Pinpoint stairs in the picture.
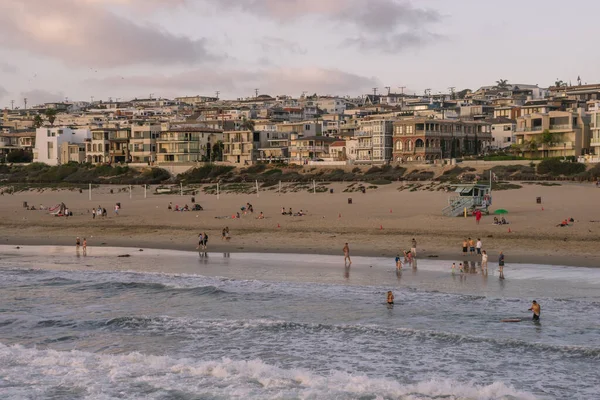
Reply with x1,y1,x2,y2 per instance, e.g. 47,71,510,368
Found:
442,197,476,217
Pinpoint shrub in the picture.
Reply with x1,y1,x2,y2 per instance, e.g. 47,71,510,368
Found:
537,158,585,176
6,149,33,163
179,164,235,183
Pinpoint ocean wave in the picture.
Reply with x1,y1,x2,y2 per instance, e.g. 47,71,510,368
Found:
0,342,539,399
95,316,600,360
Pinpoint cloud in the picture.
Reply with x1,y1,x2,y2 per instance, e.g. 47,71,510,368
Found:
0,0,216,67
345,31,445,53
20,90,66,106
210,0,442,32
87,67,379,97
0,63,18,74
258,37,307,55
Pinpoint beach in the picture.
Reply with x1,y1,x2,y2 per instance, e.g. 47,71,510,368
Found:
1,181,599,267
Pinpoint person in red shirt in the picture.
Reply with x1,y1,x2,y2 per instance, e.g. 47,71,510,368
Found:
475,209,482,225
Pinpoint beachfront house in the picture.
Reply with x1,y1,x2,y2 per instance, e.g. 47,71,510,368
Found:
34,127,90,165
289,134,336,163
392,119,492,162
357,118,394,163
157,127,223,163
130,121,162,164
515,110,591,158
485,117,516,150
222,130,258,165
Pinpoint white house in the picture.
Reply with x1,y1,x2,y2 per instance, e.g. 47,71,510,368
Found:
34,127,90,165
485,117,516,150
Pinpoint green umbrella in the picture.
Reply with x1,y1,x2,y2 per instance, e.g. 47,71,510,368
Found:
494,209,508,214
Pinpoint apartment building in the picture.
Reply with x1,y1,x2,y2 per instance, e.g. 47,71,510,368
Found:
0,132,35,157
60,142,86,164
256,130,289,163
392,119,492,162
34,127,90,165
515,110,590,158
130,122,161,164
276,121,322,136
356,118,393,163
590,103,600,155
157,127,222,163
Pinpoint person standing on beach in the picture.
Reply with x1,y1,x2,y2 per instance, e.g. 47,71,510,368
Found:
481,250,488,271
202,232,208,250
468,238,475,255
76,237,81,251
197,233,204,250
476,238,482,255
462,239,468,255
498,252,505,279
528,300,541,321
82,238,87,255
411,238,417,258
475,209,482,225
343,243,351,266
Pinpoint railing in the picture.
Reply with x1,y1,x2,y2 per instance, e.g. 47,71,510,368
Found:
292,146,326,152
442,197,476,217
231,149,242,156
516,127,543,132
357,144,372,149
356,132,373,137
549,124,573,130
591,138,600,145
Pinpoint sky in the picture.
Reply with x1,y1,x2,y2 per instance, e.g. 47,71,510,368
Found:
0,0,599,107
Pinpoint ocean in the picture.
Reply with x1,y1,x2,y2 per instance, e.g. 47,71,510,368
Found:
0,246,599,399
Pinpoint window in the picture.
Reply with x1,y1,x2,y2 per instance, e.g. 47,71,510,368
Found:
305,124,311,130
504,125,512,131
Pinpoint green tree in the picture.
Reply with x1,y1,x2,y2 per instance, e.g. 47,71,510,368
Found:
211,140,224,162
44,108,58,125
240,118,255,132
541,129,555,146
554,79,565,88
33,114,44,128
494,79,509,89
6,149,33,163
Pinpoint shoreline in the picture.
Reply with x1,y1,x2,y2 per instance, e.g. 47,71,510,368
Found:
2,234,599,268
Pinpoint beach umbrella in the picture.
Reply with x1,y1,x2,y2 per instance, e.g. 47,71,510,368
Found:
494,209,508,215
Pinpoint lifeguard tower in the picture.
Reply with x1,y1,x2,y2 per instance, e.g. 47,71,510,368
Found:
442,183,492,217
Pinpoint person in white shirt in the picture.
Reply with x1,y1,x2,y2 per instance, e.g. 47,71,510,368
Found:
481,250,488,271
476,238,482,255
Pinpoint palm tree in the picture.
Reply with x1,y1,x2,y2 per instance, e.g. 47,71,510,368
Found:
44,108,58,126
554,79,565,88
33,114,44,128
240,118,255,132
494,79,509,89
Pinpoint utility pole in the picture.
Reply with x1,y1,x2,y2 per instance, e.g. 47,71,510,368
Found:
215,91,220,100
372,87,378,97
448,87,456,100
24,98,27,110
385,86,391,96
398,86,406,109
10,100,14,110
254,88,259,98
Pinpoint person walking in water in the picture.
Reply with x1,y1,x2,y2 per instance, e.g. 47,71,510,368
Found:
82,238,87,256
529,300,541,321
481,250,488,272
498,251,505,279
343,243,351,266
76,237,81,251
411,238,417,258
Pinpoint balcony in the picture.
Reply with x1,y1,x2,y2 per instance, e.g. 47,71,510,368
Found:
516,127,543,132
357,143,373,150
293,146,327,152
591,138,600,146
356,131,373,137
549,124,573,131
231,149,242,156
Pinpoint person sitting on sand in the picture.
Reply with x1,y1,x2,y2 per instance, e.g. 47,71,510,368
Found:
500,217,508,225
288,208,292,216
557,219,569,227
281,207,286,215
493,217,499,225
168,202,172,210
258,212,264,219
387,291,394,305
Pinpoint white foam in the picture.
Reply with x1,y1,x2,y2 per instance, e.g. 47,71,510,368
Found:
0,342,539,399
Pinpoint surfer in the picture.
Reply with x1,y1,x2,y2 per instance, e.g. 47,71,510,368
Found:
386,291,394,305
528,300,541,321
343,243,351,266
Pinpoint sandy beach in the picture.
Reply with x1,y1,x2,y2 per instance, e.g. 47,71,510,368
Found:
1,181,599,267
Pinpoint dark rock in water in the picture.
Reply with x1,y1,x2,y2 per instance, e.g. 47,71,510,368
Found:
117,254,131,258
139,249,143,252
15,246,20,249
427,255,439,258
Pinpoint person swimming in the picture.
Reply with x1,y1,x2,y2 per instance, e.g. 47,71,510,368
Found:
386,291,394,305
529,300,541,321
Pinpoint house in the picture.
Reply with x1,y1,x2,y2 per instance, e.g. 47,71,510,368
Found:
222,130,257,165
276,121,322,136
392,119,492,162
515,110,591,158
590,108,600,156
157,127,223,163
87,127,130,164
256,131,289,163
0,131,35,157
60,142,86,164
34,127,90,165
289,134,336,163
356,118,394,163
485,117,517,150
130,121,162,164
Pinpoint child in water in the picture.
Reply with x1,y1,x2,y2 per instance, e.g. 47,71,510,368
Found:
386,291,394,305
451,263,456,275
395,254,402,270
